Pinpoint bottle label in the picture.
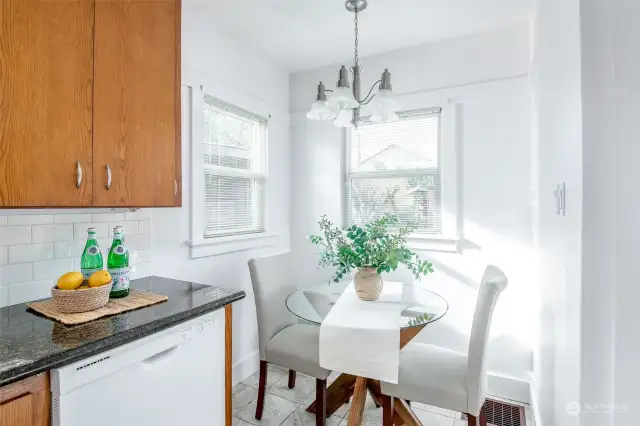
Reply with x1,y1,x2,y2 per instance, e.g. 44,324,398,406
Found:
85,245,100,256
81,268,101,280
113,244,128,255
109,267,130,292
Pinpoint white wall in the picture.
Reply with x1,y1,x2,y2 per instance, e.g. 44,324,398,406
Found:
290,25,535,401
579,1,639,425
150,0,291,383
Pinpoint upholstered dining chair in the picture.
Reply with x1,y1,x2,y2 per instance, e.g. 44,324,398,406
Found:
248,251,331,426
379,265,508,426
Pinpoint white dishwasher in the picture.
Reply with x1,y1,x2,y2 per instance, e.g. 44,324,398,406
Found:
51,309,225,426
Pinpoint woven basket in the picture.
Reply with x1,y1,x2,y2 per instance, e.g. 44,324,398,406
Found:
51,283,113,314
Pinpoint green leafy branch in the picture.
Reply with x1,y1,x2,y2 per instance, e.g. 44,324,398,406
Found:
309,214,435,282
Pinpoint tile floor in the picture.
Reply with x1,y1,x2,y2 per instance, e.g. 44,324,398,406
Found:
232,364,470,426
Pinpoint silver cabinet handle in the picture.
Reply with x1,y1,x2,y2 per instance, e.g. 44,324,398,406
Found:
106,164,112,190
76,161,82,188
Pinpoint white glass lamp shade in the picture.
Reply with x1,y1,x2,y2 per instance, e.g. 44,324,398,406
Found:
333,108,354,128
372,88,399,110
306,100,336,120
328,86,359,109
370,108,399,123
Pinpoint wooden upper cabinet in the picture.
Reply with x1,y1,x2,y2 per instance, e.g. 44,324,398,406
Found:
0,373,50,426
0,0,94,207
93,0,181,207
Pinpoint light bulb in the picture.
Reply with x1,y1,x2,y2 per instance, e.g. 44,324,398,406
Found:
306,100,336,120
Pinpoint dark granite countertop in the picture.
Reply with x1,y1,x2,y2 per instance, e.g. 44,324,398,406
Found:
0,276,245,387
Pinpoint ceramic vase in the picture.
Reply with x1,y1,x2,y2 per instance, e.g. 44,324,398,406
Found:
354,267,383,301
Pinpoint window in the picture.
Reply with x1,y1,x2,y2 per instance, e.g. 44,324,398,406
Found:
344,108,442,235
202,94,267,238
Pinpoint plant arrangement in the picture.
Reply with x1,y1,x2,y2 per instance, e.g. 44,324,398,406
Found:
309,214,434,283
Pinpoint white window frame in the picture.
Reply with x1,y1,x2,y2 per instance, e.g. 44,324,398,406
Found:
342,97,460,252
188,81,277,258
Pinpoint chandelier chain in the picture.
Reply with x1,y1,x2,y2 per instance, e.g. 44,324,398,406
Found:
354,7,359,68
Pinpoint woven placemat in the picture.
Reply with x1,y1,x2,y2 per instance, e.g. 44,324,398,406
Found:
27,290,168,325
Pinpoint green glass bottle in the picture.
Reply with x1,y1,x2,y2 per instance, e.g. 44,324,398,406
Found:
107,226,130,298
80,227,103,282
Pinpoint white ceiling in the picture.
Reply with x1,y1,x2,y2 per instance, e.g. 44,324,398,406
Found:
207,0,534,72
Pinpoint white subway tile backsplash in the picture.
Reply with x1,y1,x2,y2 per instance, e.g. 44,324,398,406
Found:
124,234,151,250
33,258,74,280
72,257,82,272
7,215,54,225
54,214,92,224
0,285,8,306
91,213,125,222
54,240,86,259
8,279,54,305
131,262,152,279
98,238,112,254
108,222,138,237
130,249,151,264
0,226,31,246
74,223,108,239
0,209,153,307
124,210,150,221
32,224,73,243
0,263,32,286
138,220,151,234
9,243,54,264
0,247,7,266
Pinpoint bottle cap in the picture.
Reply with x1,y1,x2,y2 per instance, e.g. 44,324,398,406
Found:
114,226,124,233
88,227,96,233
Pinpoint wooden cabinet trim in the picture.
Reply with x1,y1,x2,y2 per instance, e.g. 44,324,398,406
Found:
0,374,49,404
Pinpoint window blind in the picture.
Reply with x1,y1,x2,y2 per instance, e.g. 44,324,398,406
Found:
203,95,266,238
344,108,442,235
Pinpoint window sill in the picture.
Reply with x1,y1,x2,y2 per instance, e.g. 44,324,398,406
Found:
188,232,278,258
407,235,460,253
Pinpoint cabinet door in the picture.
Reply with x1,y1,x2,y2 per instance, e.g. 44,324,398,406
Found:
93,0,181,207
0,0,94,207
0,373,50,426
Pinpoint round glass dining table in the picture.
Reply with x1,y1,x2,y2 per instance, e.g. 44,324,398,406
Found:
285,280,449,329
285,280,449,425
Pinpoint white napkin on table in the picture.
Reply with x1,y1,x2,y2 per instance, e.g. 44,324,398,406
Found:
319,281,406,383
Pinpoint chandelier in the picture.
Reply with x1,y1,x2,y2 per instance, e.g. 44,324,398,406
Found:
306,0,400,127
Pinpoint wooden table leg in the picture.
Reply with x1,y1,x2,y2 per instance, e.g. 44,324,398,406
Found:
393,399,423,426
366,379,383,407
225,304,232,426
347,377,368,426
306,373,357,416
381,394,394,426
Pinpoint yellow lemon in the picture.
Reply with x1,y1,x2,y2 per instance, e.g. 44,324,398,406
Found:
88,270,112,288
57,272,84,290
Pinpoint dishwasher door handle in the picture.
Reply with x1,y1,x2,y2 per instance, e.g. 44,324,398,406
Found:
142,346,179,366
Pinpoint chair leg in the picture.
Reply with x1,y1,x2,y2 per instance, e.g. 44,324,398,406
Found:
316,378,327,426
467,413,477,426
479,402,488,426
381,395,394,426
255,361,268,420
288,370,296,389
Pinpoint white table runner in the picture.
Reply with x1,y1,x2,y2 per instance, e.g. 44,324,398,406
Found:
319,281,406,383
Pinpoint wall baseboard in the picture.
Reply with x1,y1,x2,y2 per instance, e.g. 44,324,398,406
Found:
488,373,531,404
232,350,260,386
